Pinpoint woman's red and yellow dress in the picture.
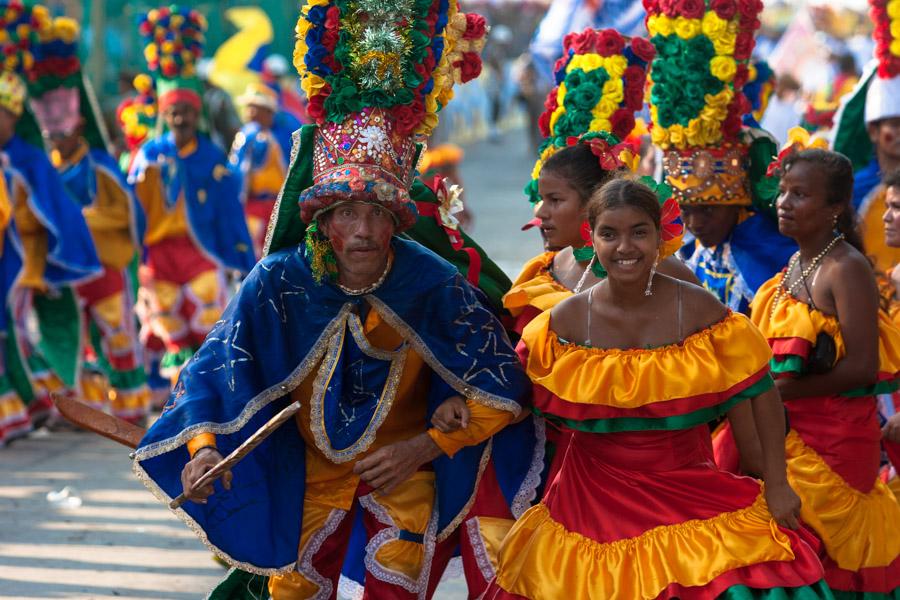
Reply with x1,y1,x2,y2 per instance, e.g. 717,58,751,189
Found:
751,276,900,597
486,310,829,599
503,252,572,336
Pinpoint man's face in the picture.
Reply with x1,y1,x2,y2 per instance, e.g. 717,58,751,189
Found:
46,120,84,159
246,104,275,129
163,101,200,142
680,204,741,248
320,202,396,281
869,117,900,162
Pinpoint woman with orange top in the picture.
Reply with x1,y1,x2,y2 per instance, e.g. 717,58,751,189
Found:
752,148,900,596
486,178,829,600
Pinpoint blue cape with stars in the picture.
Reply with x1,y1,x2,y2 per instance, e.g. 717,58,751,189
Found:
133,237,537,576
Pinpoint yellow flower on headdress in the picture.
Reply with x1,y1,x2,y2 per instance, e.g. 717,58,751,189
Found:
889,0,900,18
710,56,737,82
673,17,701,40
649,15,674,37
783,127,829,152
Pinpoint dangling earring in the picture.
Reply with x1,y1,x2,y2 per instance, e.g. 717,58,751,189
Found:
645,253,659,297
832,214,839,230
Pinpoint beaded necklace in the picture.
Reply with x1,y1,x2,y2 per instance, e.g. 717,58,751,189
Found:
336,254,394,296
770,234,844,319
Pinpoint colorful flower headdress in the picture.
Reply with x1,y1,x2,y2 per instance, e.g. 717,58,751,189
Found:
117,74,157,151
138,5,206,111
765,127,829,177
0,0,49,116
872,0,900,79
292,0,488,232
645,0,763,206
525,28,654,204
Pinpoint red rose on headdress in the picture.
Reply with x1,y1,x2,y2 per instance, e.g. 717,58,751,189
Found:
736,0,762,22
610,109,636,139
307,89,329,122
659,0,679,17
563,32,578,53
553,55,569,75
455,52,483,82
538,110,552,137
392,104,418,135
733,64,749,89
571,31,598,55
642,0,661,12
463,14,487,40
630,37,656,62
733,33,755,61
544,88,559,112
595,30,625,57
677,0,706,19
325,6,340,29
710,0,737,20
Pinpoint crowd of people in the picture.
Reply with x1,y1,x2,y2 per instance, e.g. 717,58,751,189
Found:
3,0,900,599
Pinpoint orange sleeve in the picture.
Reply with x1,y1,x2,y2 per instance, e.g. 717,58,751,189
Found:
427,401,514,458
186,432,217,458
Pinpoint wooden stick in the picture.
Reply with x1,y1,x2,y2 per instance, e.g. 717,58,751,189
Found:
169,400,302,509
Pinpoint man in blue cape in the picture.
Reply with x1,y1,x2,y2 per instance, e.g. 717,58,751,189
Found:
133,0,540,596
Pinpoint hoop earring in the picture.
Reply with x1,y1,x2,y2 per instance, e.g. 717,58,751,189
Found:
645,254,659,297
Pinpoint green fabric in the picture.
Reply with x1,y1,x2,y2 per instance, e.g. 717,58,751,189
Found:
844,379,899,398
403,179,513,312
14,105,44,149
34,287,81,388
831,588,900,599
4,320,35,405
265,124,316,257
205,568,269,600
747,130,780,219
832,66,875,173
538,375,774,433
160,347,195,372
770,356,804,376
721,581,834,599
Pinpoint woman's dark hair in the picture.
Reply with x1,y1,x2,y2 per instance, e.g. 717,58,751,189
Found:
587,177,661,230
782,148,864,253
541,144,618,203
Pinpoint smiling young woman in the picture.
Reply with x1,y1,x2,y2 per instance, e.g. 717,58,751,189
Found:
750,148,900,596
485,177,830,600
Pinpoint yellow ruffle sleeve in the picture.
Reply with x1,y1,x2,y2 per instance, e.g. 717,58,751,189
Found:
502,252,571,317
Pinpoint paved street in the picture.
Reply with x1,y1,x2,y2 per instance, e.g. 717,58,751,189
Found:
0,126,539,599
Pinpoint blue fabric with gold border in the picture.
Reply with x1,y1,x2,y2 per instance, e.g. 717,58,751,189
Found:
131,132,256,274
133,237,531,574
2,134,101,286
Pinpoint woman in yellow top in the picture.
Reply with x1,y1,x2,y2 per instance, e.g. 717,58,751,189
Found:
486,178,829,600
752,148,900,596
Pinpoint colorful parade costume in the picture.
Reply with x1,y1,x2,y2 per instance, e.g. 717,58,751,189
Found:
29,17,151,423
135,1,541,598
486,308,829,600
0,2,101,443
831,0,900,273
128,6,255,377
751,275,900,597
229,83,294,258
644,0,795,313
116,74,157,174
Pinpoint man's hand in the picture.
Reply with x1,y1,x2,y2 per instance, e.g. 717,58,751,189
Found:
431,395,469,433
180,447,232,504
764,480,801,530
353,434,443,495
884,413,900,443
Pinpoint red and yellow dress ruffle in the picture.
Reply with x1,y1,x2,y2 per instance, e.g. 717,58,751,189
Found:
502,252,571,336
748,275,900,596
486,311,828,600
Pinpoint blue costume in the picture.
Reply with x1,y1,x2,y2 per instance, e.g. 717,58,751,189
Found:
134,238,538,586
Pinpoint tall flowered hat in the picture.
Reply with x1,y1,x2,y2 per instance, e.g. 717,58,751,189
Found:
0,0,50,146
28,17,110,150
116,74,157,153
833,0,900,170
525,28,653,204
292,0,487,231
645,0,767,207
138,5,206,113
